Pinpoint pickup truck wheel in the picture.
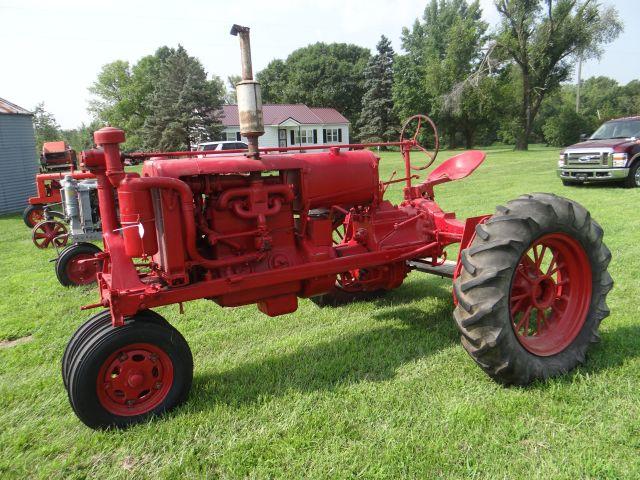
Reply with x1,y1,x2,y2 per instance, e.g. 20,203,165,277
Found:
624,161,640,188
454,193,613,385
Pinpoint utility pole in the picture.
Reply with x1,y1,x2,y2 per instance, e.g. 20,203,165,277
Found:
575,55,582,113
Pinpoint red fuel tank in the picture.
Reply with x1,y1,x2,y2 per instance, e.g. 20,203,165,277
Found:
289,149,380,209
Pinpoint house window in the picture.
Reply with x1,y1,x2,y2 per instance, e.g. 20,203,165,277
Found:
295,129,315,144
326,128,340,143
225,131,240,141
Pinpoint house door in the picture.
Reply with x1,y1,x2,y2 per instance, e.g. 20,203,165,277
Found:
278,129,287,148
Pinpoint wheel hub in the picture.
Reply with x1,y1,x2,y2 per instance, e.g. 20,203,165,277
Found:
96,343,173,416
509,233,592,356
532,277,556,309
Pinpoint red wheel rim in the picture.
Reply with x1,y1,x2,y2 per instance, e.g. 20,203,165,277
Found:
510,233,592,356
27,208,45,226
32,221,68,249
96,343,174,416
65,253,99,285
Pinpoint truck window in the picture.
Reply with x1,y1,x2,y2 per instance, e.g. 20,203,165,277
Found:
591,119,640,140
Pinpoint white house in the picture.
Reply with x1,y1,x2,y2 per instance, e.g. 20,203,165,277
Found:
219,104,350,148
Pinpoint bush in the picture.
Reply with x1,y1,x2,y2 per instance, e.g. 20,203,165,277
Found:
543,108,589,147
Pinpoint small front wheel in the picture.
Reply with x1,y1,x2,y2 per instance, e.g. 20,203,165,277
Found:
23,204,45,227
55,243,103,287
66,315,193,429
32,220,68,249
454,193,613,385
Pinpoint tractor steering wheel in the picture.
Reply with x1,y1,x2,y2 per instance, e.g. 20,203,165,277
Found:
399,114,440,171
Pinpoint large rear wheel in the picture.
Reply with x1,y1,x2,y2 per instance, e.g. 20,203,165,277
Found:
66,313,192,429
454,193,613,385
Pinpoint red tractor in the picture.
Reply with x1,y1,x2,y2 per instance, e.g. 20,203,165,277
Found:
62,26,612,429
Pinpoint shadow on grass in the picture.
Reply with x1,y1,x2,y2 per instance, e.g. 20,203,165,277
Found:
529,323,640,390
190,280,457,408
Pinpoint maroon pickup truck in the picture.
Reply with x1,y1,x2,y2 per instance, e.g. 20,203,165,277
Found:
558,116,640,187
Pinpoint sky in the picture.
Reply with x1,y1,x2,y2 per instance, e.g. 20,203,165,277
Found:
1,0,637,129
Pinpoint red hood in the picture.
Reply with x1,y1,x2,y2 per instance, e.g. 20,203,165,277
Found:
562,138,637,153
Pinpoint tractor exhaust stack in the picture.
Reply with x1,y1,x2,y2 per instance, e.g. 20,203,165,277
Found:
231,24,264,159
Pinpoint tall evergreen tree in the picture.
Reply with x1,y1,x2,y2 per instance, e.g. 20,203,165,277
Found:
357,36,397,143
143,46,225,151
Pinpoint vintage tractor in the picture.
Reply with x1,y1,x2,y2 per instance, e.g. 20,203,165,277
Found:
52,175,104,286
23,141,89,229
61,25,612,429
40,141,79,173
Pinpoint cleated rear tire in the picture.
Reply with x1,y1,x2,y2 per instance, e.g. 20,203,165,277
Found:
454,193,613,385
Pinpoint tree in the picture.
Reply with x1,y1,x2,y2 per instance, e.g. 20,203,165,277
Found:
494,0,622,150
394,0,491,148
143,45,225,151
224,75,242,104
357,36,397,143
542,105,586,146
32,102,61,154
257,59,289,104
257,43,371,133
89,47,173,150
61,120,104,152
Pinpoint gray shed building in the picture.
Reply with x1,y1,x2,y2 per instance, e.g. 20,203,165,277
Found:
0,98,37,215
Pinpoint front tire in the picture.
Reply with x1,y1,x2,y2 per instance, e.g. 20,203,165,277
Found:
561,179,579,187
55,243,103,287
624,161,640,188
66,315,192,429
454,193,613,385
23,205,45,227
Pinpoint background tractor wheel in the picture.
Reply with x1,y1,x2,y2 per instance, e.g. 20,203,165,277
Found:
454,193,613,385
55,243,103,287
31,220,68,249
66,314,192,429
23,205,45,227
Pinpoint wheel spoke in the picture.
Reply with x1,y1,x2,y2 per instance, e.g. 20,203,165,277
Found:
412,117,422,141
546,253,558,276
536,309,545,335
515,305,533,334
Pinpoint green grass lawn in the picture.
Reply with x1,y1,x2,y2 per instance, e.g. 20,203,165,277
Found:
1,145,639,478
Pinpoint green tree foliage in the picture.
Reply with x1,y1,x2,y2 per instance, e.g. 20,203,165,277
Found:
394,0,495,148
89,46,223,151
542,106,586,146
32,102,61,154
537,77,640,146
357,36,397,143
257,43,370,132
143,46,225,151
61,120,104,152
225,75,242,104
494,0,622,150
